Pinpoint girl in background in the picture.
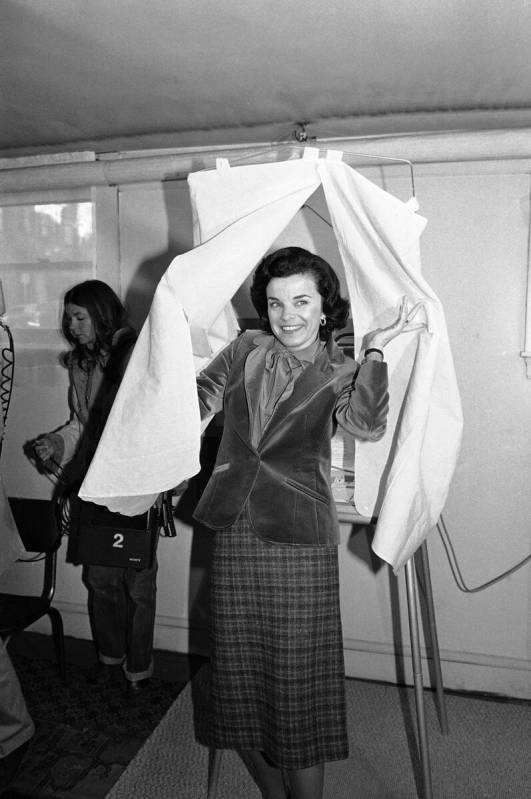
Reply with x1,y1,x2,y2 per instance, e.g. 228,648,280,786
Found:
33,280,156,692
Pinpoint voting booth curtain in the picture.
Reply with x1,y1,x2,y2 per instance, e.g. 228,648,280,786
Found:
80,150,463,571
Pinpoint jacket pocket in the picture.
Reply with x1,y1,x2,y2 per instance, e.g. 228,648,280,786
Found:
284,477,329,505
213,462,230,474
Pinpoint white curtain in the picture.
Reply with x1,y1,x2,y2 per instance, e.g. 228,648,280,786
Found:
80,151,463,570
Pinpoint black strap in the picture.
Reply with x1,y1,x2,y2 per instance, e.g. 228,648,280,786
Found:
159,490,177,537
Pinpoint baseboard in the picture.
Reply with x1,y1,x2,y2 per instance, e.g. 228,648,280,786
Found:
26,602,211,658
27,599,93,640
33,602,530,700
342,637,531,700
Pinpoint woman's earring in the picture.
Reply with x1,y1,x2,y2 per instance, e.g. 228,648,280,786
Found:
320,315,326,327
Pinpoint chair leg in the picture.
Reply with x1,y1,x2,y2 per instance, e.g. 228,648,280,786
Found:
48,608,66,682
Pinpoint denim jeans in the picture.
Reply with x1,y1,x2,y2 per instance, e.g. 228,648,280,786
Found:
85,557,158,682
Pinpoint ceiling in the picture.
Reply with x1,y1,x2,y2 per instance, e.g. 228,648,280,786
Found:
2,0,531,159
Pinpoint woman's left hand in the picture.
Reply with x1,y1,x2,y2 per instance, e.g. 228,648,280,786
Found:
365,296,427,351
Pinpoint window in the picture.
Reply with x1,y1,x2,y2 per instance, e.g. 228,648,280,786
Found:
0,201,94,352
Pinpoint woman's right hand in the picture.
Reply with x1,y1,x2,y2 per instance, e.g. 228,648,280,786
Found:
33,436,54,463
364,296,427,352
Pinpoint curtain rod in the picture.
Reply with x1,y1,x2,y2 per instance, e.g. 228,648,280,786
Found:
225,142,417,197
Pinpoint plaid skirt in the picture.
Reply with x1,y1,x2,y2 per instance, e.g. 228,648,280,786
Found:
208,512,348,769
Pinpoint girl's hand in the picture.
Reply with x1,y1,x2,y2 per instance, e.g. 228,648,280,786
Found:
33,436,54,462
365,296,427,351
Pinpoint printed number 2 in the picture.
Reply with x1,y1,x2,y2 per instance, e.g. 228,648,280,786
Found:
113,533,124,549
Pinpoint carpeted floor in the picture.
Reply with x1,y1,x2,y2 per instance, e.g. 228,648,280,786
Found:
3,637,205,799
108,665,531,799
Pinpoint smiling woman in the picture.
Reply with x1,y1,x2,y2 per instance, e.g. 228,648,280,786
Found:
251,246,350,345
266,273,324,351
190,245,419,799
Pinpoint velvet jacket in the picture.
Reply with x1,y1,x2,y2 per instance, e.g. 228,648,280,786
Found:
193,331,389,546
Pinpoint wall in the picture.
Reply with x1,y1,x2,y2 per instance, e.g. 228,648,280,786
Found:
338,161,531,698
1,133,530,698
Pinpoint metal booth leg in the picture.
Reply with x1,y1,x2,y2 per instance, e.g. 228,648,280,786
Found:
418,540,448,735
405,557,434,799
207,748,223,798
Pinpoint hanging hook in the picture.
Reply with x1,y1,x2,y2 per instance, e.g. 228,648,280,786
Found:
293,121,316,143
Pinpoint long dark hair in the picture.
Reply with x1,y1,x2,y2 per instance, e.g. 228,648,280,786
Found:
250,247,350,340
61,280,131,369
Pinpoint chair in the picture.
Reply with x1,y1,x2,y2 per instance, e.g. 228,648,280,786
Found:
0,497,66,680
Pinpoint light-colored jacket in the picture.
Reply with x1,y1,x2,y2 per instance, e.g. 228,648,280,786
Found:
47,327,136,482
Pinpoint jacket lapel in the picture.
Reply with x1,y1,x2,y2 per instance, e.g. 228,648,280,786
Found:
243,340,268,434
224,332,266,446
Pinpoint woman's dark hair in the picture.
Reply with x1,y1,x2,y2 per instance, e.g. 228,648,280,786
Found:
250,247,350,339
61,280,129,364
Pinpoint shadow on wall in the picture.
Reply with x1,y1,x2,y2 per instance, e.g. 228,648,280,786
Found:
124,180,195,330
125,246,182,330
